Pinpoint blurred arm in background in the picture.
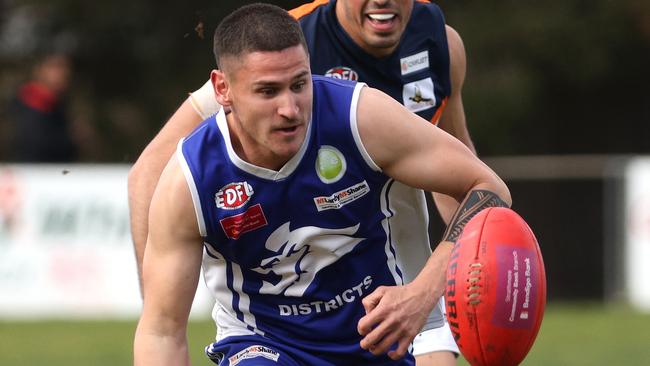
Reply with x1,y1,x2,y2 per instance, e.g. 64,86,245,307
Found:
128,81,219,295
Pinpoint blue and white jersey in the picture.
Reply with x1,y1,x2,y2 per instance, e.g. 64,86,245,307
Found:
186,0,448,336
292,0,451,124
291,1,447,332
179,77,421,361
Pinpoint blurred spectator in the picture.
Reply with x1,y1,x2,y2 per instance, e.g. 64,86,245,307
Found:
6,52,79,162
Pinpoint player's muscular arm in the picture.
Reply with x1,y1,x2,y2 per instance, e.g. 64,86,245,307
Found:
433,25,476,224
129,85,215,296
355,87,510,360
356,87,503,200
134,155,204,366
408,189,509,322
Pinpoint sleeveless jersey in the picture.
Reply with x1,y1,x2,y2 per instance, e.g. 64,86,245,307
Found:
179,77,418,363
291,0,451,124
184,0,448,340
291,1,447,332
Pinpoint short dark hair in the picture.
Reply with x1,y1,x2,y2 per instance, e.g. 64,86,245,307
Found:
213,3,307,68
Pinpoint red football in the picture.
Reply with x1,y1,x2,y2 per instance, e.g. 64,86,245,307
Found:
445,207,546,366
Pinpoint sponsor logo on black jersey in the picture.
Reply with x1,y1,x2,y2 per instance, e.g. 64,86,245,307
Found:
400,50,429,75
324,66,359,81
409,86,433,104
403,78,436,113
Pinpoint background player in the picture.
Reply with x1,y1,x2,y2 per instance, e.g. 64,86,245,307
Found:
129,1,474,363
133,4,510,365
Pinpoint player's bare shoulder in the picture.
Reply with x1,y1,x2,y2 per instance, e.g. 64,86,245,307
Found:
445,25,467,82
149,152,200,239
355,86,428,168
445,25,465,58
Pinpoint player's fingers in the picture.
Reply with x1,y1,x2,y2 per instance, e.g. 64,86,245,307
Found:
357,310,379,336
359,316,395,352
364,325,402,356
357,296,388,336
387,338,411,360
361,285,385,314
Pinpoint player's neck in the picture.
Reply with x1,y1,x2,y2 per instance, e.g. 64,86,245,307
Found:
225,112,292,172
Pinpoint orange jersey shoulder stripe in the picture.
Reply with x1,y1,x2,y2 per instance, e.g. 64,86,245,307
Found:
430,97,448,125
289,0,330,20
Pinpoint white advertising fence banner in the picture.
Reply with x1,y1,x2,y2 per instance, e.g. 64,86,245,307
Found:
0,164,212,319
624,158,650,311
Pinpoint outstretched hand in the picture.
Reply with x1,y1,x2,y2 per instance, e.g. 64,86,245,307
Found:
357,284,437,360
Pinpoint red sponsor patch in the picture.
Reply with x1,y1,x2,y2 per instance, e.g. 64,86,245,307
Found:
220,204,268,239
215,182,254,209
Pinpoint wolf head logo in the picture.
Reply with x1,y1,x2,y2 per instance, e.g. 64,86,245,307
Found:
252,222,364,297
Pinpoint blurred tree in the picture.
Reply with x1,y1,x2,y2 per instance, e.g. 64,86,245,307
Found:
441,0,650,155
1,0,648,160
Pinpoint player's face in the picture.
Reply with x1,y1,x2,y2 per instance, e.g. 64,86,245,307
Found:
336,0,413,58
215,45,313,171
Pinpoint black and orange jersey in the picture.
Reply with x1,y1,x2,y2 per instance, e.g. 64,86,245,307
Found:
290,0,451,124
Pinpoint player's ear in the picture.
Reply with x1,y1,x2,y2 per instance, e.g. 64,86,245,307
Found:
211,69,231,106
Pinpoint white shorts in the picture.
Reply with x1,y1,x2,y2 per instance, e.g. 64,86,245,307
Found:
413,321,459,356
412,297,459,356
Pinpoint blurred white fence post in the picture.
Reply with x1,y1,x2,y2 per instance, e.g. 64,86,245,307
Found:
621,158,650,311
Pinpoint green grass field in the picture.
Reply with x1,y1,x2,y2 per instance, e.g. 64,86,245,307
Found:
1,302,649,365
